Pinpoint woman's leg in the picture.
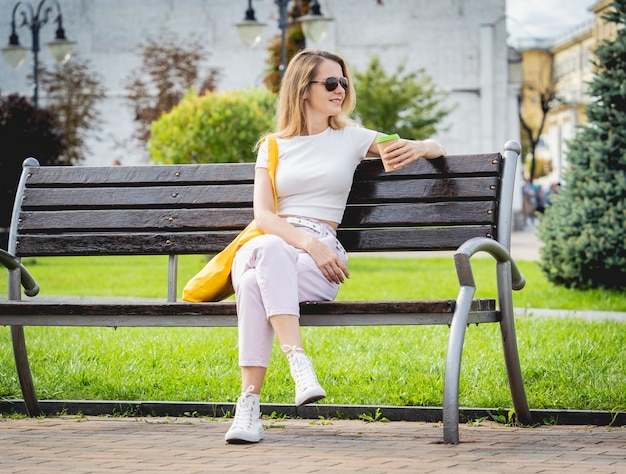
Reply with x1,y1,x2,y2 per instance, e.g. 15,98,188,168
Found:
232,235,301,371
226,231,345,442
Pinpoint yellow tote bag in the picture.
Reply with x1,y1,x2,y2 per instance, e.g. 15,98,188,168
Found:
182,137,278,302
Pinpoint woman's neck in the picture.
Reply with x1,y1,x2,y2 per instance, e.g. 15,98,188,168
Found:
303,115,330,136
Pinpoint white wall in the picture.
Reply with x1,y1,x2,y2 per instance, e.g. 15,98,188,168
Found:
1,0,512,166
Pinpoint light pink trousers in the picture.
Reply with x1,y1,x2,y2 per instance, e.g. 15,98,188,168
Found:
231,218,348,367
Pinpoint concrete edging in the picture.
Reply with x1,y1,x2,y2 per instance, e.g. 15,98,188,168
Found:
1,399,624,427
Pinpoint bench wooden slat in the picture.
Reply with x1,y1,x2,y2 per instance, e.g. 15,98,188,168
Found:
0,299,495,316
0,298,497,328
25,163,255,186
338,226,494,252
14,226,495,256
18,209,256,232
353,154,501,178
22,175,496,210
0,312,499,327
15,231,234,256
18,201,495,233
342,201,496,227
23,155,500,188
345,176,499,203
22,184,255,209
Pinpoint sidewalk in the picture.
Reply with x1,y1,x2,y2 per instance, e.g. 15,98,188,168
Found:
510,226,543,261
2,415,625,473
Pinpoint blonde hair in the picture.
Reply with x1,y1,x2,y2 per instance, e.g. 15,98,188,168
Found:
257,49,356,148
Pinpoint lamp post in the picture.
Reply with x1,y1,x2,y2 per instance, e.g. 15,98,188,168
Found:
236,0,332,79
2,0,74,107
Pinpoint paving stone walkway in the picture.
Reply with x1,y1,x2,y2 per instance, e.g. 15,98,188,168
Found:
2,416,625,473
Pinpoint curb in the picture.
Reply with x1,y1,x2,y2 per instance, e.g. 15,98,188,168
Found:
2,399,624,427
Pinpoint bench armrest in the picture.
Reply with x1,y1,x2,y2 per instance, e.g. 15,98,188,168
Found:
446,237,531,442
0,248,40,297
453,237,526,291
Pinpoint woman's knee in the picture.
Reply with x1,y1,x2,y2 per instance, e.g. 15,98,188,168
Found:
254,234,292,256
236,269,259,294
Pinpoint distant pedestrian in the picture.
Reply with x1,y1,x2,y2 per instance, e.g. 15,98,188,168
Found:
544,182,560,206
522,179,537,226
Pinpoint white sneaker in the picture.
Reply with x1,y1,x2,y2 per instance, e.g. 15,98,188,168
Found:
224,385,264,444
283,345,326,406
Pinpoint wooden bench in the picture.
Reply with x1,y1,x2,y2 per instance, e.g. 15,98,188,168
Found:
0,140,531,444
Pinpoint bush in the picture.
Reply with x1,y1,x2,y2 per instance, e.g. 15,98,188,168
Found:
148,88,276,164
0,93,66,244
538,0,626,289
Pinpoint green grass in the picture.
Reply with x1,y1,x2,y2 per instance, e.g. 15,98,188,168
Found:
1,321,624,411
3,254,625,311
1,255,625,411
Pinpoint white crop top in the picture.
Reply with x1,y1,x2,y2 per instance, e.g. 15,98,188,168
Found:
256,126,378,223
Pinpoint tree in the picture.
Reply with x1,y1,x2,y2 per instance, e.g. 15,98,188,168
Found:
353,56,452,139
517,49,556,183
38,56,106,165
262,2,308,94
0,93,66,248
126,34,221,143
538,0,626,289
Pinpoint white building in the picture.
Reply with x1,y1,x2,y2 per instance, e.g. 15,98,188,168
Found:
1,0,516,166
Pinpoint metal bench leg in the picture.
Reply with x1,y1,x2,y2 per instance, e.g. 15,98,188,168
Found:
443,285,474,444
6,266,42,417
11,325,42,417
497,261,531,425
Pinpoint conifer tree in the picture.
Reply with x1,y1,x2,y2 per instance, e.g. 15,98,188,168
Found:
538,0,626,289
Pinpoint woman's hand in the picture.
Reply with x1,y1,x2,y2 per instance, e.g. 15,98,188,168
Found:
304,235,350,284
378,138,446,170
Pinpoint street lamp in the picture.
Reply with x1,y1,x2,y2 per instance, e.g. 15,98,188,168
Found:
236,0,332,79
2,0,74,107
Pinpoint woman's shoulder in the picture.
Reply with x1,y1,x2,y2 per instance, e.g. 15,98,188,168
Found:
330,124,377,144
331,124,375,135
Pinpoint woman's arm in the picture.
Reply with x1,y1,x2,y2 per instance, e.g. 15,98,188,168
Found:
367,134,446,170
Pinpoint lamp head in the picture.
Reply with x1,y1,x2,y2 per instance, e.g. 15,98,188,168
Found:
297,1,333,43
48,28,74,65
236,4,266,48
2,33,27,69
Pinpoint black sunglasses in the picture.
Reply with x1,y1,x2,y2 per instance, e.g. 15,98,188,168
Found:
309,76,349,92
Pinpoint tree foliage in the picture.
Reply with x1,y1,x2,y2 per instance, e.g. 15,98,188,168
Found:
352,56,453,139
126,34,221,143
0,93,66,244
264,24,305,93
38,56,105,165
538,0,626,289
149,88,276,164
262,0,311,93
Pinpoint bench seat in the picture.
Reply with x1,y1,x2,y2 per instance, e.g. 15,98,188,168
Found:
0,298,497,327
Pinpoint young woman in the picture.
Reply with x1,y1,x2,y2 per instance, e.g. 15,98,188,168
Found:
225,49,446,444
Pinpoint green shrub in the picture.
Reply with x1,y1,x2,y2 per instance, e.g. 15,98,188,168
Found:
148,88,276,164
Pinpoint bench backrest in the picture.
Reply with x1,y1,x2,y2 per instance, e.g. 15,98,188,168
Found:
9,144,520,259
